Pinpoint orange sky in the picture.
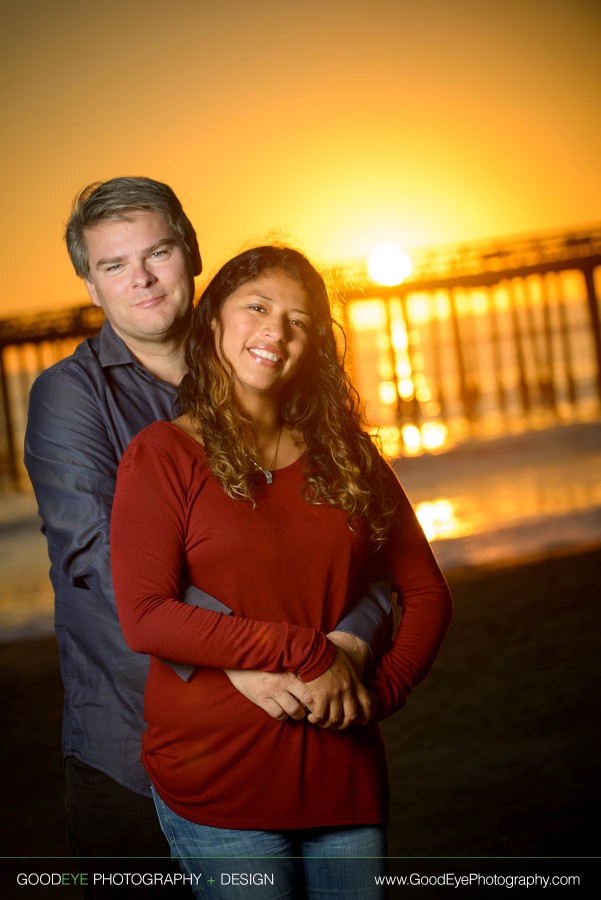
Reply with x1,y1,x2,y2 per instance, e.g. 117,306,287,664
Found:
1,0,600,315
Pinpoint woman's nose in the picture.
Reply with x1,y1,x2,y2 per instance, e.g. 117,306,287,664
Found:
262,316,288,342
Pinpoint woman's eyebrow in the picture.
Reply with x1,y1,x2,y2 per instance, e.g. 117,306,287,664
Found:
249,292,312,317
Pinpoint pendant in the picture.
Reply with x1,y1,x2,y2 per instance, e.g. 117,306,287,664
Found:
243,448,277,485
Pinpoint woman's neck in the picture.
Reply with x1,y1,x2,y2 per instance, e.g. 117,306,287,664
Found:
238,397,306,471
252,414,283,466
236,390,280,436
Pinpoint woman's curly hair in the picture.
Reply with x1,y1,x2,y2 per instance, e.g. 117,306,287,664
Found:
179,245,398,543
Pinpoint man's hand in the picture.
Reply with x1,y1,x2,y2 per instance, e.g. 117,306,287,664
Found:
224,669,312,722
326,630,370,675
304,646,374,730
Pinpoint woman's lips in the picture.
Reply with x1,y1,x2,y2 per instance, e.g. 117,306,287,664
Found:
247,345,285,365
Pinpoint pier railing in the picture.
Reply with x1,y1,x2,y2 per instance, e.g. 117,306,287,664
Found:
338,225,601,287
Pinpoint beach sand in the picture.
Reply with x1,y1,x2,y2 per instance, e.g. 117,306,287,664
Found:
1,546,599,893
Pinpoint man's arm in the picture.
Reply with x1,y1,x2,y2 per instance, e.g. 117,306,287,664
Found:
331,577,393,669
24,368,121,612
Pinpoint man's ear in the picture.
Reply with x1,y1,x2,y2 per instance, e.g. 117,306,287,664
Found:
84,278,102,309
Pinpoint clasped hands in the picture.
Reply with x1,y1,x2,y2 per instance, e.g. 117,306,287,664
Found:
225,632,375,730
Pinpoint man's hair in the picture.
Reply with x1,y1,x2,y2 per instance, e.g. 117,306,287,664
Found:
65,176,202,279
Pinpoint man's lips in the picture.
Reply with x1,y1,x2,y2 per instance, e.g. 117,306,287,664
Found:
133,294,166,309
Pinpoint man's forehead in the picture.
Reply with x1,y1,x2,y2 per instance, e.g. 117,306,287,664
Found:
85,209,172,235
84,210,177,253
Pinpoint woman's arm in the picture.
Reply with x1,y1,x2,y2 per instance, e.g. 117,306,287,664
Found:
365,467,453,720
111,432,335,681
112,428,381,727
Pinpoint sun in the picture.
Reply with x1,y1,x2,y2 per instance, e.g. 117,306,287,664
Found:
367,245,413,287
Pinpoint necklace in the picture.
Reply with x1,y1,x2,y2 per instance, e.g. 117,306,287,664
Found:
244,426,283,485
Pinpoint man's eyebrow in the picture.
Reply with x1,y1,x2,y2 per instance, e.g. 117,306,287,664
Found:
94,238,178,269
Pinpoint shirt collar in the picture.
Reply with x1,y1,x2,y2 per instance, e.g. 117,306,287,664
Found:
95,319,180,398
96,320,139,368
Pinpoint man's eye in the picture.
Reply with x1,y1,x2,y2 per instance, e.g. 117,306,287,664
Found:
105,264,122,273
151,249,168,259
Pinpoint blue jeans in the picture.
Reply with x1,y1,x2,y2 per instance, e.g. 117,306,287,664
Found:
153,790,387,899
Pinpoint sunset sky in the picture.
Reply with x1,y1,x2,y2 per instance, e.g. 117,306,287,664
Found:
1,0,600,315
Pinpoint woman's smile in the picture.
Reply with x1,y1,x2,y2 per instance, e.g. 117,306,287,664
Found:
246,343,287,366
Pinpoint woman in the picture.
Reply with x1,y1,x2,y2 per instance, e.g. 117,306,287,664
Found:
111,246,452,898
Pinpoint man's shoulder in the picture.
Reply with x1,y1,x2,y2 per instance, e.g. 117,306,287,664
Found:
29,320,134,400
32,332,101,388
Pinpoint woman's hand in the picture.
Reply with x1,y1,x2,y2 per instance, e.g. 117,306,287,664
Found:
224,669,312,722
304,647,374,730
225,636,379,730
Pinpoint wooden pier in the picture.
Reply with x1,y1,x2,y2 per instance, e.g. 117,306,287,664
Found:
1,224,600,489
336,224,601,451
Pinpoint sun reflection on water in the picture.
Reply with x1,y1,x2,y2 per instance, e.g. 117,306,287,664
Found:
374,422,449,458
415,499,468,541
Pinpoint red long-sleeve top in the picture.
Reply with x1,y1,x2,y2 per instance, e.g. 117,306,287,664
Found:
111,422,452,828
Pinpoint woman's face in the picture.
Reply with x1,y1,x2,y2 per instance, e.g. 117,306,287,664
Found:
214,270,313,403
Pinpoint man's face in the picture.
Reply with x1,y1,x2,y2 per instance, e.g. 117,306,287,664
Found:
83,210,195,348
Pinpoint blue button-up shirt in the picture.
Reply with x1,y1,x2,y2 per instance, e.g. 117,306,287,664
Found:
24,320,390,796
25,321,180,794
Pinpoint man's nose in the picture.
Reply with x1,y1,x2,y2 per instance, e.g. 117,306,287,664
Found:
131,260,157,288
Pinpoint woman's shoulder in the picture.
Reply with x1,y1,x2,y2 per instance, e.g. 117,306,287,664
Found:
124,419,205,463
118,421,210,497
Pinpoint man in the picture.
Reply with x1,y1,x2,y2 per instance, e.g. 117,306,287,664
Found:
24,178,390,871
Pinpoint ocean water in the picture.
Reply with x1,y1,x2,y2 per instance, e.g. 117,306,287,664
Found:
394,419,601,571
0,420,600,644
